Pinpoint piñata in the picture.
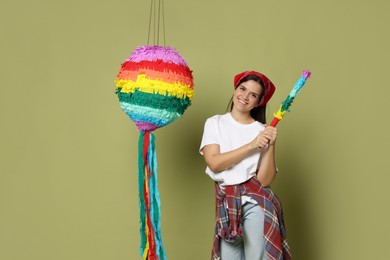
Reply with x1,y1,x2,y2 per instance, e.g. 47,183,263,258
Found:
115,45,194,260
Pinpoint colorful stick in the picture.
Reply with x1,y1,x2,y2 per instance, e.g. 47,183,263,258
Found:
270,71,311,127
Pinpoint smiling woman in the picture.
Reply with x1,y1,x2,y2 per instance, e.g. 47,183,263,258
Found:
199,71,291,259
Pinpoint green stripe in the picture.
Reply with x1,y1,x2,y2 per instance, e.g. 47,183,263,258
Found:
281,95,295,112
117,88,191,114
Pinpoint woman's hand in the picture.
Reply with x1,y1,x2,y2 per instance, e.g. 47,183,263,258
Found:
262,125,277,145
250,125,278,150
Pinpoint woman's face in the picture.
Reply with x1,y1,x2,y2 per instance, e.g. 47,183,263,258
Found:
232,80,262,113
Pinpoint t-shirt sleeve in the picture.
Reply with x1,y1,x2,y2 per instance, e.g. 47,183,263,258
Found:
199,117,220,155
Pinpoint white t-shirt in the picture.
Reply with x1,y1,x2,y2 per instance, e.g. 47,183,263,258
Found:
199,113,266,186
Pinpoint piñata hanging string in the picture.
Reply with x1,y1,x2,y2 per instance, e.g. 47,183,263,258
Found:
115,0,194,259
148,0,166,46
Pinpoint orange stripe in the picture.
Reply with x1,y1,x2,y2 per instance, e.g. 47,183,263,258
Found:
117,69,194,87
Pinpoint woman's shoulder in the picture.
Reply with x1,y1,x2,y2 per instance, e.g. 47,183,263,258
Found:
205,113,229,123
206,113,235,128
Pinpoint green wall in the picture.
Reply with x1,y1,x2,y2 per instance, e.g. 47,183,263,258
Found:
1,0,389,259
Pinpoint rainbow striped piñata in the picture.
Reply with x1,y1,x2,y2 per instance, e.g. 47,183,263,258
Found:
115,45,194,260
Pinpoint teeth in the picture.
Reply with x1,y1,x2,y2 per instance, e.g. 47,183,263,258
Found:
238,98,247,104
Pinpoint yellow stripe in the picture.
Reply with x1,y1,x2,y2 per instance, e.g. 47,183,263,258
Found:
273,105,287,120
116,74,194,100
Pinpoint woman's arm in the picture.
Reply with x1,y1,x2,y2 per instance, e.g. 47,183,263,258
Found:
256,126,278,187
202,143,253,173
202,130,270,173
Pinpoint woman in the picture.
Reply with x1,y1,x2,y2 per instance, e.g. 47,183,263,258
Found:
199,71,291,260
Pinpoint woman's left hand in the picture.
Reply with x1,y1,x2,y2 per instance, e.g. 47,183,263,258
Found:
260,125,277,145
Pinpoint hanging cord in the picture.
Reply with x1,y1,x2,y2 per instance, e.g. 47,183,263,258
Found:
157,0,166,46
157,0,160,46
147,0,154,45
147,0,166,47
154,0,157,44
161,0,166,47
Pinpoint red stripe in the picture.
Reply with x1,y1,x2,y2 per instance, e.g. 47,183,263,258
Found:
120,60,192,78
269,117,280,127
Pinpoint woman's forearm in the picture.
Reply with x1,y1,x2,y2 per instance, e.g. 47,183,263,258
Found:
256,144,277,187
202,143,255,173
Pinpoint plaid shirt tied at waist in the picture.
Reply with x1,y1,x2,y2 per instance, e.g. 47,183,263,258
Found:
212,177,291,260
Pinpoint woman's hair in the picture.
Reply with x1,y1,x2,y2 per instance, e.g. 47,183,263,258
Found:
226,74,267,124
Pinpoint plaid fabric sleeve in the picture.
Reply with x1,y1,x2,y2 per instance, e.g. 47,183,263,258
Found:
211,178,291,260
244,178,292,260
211,183,243,259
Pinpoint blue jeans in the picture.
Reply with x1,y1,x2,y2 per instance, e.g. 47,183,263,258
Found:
220,202,267,260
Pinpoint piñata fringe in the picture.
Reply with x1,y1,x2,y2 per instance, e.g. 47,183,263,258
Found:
138,131,166,260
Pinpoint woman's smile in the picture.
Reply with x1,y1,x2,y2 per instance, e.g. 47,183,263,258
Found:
237,97,249,105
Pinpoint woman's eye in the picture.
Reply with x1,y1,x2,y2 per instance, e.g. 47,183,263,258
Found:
252,94,258,98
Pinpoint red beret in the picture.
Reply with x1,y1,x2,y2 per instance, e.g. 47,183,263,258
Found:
234,71,276,107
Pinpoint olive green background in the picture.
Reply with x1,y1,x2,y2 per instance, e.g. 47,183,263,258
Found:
1,0,389,259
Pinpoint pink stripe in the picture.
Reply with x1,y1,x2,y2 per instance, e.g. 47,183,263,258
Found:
125,45,189,66
135,121,159,131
